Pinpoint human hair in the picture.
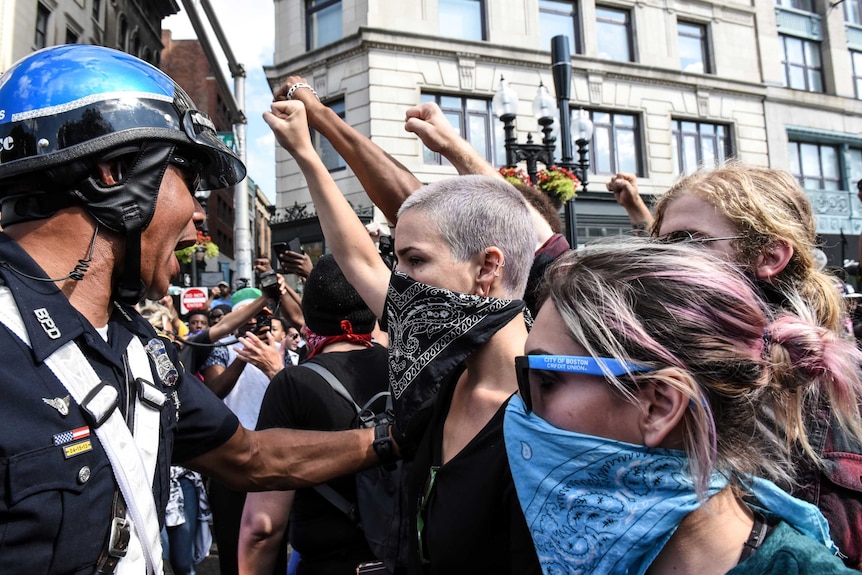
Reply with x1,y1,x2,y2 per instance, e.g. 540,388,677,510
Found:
539,238,862,497
513,182,563,234
270,317,287,331
138,302,174,334
187,309,209,322
651,162,844,333
397,175,536,298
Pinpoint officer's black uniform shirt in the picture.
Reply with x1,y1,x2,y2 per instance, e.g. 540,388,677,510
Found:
0,234,239,575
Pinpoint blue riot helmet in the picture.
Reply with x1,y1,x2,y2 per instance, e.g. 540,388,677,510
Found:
0,45,246,302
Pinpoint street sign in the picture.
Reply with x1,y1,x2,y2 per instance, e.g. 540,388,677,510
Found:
217,132,235,150
180,287,208,315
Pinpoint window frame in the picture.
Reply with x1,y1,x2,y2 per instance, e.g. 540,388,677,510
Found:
787,140,842,191
845,0,862,25
779,33,824,93
776,0,815,12
314,97,347,172
853,50,862,99
677,19,711,74
420,93,499,167
671,119,732,176
305,0,342,51
539,0,579,53
438,0,486,42
34,3,50,49
583,108,644,177
596,5,634,62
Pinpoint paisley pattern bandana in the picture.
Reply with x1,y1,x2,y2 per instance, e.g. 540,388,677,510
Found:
504,395,727,575
504,396,839,573
385,272,525,431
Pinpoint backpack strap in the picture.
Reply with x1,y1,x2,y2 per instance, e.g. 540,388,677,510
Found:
303,361,361,414
300,361,363,524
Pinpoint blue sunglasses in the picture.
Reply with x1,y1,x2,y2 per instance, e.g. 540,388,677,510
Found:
515,355,654,412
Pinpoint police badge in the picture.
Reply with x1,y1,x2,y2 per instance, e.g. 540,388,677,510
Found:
145,338,179,386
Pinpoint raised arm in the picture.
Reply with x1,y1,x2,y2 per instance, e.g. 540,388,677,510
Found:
606,173,653,235
405,101,503,179
208,295,271,342
263,100,390,319
275,76,422,224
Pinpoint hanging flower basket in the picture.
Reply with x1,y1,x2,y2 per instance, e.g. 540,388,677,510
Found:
499,165,580,206
175,230,220,264
536,165,579,203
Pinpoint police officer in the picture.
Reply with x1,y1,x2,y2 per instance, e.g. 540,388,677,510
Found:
0,45,399,575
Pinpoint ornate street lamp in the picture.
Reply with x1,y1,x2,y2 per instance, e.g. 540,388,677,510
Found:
573,108,594,193
493,76,557,184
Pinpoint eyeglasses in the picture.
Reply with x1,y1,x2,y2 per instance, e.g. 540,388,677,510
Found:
515,355,654,413
653,230,743,245
288,332,300,340
416,465,440,566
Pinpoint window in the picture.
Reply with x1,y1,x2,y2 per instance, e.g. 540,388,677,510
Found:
678,21,709,74
439,0,485,41
587,110,642,175
420,94,500,166
92,0,101,21
540,0,577,53
845,0,862,25
315,99,346,172
853,51,862,99
35,4,50,49
780,34,823,92
118,15,128,50
66,28,79,44
130,30,140,56
788,141,840,190
306,0,342,50
596,6,633,62
672,120,731,175
775,0,815,11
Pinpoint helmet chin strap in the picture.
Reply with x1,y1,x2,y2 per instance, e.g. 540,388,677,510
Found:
116,225,146,305
110,144,176,305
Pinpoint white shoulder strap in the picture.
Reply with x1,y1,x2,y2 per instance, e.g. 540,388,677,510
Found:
0,287,163,575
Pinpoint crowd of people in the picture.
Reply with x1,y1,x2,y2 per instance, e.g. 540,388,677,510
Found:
0,43,861,575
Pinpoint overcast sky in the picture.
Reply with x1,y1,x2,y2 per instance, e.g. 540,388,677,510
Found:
163,1,277,203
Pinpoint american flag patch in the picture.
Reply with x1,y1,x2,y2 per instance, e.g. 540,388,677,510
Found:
53,426,90,446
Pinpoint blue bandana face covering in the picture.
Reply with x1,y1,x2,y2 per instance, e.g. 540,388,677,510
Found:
503,396,839,574
504,395,727,575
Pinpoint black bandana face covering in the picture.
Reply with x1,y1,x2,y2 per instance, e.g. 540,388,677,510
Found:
384,272,526,436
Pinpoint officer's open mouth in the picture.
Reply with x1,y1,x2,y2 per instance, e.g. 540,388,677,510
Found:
175,239,197,251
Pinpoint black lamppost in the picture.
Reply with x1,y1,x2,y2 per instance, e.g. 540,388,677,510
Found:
573,108,594,194
493,35,591,249
492,76,557,184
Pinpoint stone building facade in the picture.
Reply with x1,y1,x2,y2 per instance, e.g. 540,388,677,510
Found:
265,0,862,266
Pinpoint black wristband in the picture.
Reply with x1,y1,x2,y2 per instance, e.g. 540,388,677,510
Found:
372,423,398,470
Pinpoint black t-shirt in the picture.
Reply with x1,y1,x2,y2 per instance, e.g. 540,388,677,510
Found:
408,380,541,575
256,344,389,572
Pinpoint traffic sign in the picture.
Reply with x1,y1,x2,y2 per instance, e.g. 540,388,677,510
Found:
180,287,209,315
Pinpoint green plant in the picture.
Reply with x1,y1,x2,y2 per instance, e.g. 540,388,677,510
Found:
175,230,220,264
536,165,579,203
